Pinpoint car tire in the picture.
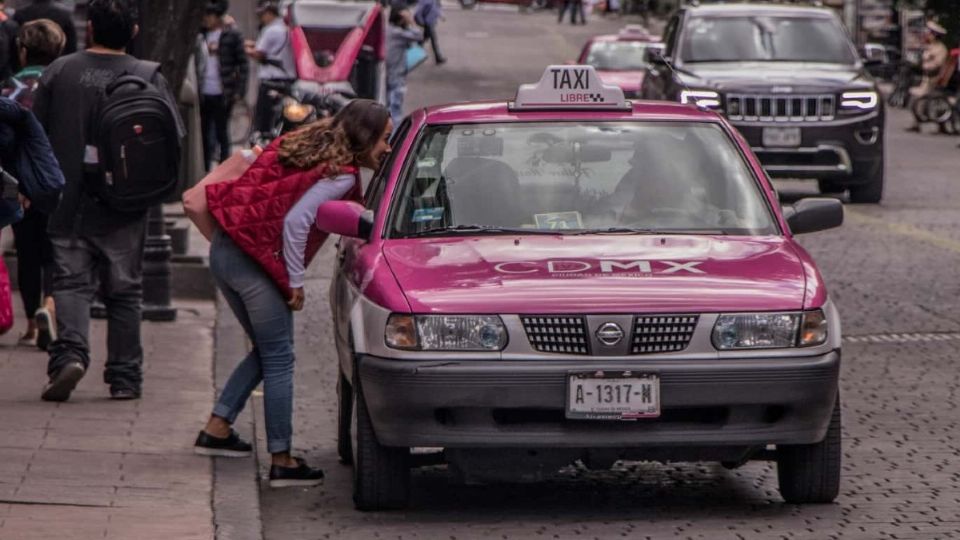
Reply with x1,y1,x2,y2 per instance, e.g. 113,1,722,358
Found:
351,365,410,511
337,373,353,465
817,180,845,195
459,0,477,9
848,154,884,204
776,395,841,504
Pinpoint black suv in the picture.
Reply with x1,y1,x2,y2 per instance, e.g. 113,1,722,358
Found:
641,3,885,203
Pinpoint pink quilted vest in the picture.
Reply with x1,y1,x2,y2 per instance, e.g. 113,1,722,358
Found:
205,139,361,299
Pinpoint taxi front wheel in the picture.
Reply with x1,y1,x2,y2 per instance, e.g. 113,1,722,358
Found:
776,395,842,504
337,373,353,465
351,366,411,511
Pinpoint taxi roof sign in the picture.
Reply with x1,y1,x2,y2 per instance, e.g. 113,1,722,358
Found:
511,65,630,111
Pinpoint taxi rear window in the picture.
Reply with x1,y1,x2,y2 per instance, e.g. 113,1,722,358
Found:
585,41,651,71
389,121,778,238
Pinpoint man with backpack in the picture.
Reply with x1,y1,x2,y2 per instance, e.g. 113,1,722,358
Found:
32,0,183,402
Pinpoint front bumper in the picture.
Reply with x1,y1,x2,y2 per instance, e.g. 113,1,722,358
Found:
357,351,840,449
733,113,883,182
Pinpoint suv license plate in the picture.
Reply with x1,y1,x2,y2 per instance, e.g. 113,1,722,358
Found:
763,127,802,147
566,371,660,420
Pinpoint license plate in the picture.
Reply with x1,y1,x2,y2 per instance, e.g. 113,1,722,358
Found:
566,371,660,420
762,127,801,147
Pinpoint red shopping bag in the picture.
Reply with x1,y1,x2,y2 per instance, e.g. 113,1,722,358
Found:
0,246,14,335
182,146,262,241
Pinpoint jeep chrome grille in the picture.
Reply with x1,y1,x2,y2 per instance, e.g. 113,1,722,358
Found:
521,316,590,354
631,315,699,354
726,94,835,122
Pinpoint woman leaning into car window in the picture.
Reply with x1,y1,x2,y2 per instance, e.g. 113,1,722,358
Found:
195,99,393,488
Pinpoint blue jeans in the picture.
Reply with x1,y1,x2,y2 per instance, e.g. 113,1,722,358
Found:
387,81,407,126
209,230,295,454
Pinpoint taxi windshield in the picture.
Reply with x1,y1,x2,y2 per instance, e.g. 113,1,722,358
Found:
680,15,858,64
585,41,650,71
390,122,778,237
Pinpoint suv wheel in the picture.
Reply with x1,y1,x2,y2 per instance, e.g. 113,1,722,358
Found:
776,395,841,504
848,155,884,204
817,180,845,195
351,367,410,511
459,0,477,9
337,373,353,465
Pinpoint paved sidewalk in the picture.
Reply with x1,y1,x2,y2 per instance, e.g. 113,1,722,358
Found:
0,301,216,540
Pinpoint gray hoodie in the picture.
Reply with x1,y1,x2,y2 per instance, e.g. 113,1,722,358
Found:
386,24,423,87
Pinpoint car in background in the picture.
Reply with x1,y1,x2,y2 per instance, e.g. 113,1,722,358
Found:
641,3,886,203
577,25,662,99
320,65,845,511
459,0,557,11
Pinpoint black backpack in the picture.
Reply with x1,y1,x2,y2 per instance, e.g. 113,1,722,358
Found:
84,61,181,213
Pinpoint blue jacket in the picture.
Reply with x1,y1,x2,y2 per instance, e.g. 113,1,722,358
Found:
415,0,442,27
0,97,65,222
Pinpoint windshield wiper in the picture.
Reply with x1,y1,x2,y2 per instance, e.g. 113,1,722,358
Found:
405,225,559,238
573,228,728,235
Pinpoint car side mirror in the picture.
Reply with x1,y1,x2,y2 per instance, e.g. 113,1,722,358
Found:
861,43,886,66
784,198,844,235
645,44,667,65
316,200,374,240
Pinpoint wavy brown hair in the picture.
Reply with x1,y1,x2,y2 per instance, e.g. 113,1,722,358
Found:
277,99,390,172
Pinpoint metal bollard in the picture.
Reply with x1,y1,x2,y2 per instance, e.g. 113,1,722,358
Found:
141,205,178,322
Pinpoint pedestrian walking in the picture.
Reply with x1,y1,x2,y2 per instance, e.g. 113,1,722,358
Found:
2,19,64,350
12,0,77,56
386,5,422,126
199,1,248,169
195,100,393,488
557,0,585,25
33,0,183,402
0,1,19,80
414,0,445,65
245,0,295,137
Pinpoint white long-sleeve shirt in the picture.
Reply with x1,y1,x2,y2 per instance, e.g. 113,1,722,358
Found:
283,174,355,289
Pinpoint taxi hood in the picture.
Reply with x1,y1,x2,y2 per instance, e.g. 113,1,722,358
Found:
382,236,809,314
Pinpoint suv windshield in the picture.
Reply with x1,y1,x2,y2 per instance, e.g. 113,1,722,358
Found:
586,41,651,71
390,122,777,237
680,15,857,64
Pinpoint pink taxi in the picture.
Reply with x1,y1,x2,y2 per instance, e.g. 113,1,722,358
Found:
318,65,845,511
577,25,662,99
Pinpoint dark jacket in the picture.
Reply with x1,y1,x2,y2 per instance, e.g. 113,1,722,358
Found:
198,26,248,101
12,0,78,56
0,96,66,215
0,13,18,80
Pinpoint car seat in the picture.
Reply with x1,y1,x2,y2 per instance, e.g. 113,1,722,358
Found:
442,157,523,227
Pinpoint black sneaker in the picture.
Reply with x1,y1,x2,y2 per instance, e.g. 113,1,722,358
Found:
41,361,86,402
110,386,141,400
194,430,253,458
268,458,324,488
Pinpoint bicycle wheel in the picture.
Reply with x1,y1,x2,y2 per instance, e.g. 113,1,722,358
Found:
230,100,253,145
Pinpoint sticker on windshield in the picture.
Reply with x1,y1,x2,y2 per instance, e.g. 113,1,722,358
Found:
412,207,445,223
534,211,584,230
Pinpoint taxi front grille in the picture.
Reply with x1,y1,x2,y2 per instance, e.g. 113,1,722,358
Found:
726,94,835,122
521,316,590,354
631,315,699,354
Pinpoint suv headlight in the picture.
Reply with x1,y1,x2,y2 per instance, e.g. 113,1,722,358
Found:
386,314,508,351
840,90,878,111
680,89,721,108
712,310,827,350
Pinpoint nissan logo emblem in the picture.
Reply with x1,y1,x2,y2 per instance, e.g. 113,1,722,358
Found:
596,322,625,346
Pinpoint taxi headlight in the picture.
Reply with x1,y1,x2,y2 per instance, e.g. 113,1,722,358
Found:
840,90,878,111
712,310,828,350
282,98,315,123
386,314,508,351
680,89,721,108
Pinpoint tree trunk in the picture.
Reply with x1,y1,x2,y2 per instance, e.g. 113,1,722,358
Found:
134,0,207,94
